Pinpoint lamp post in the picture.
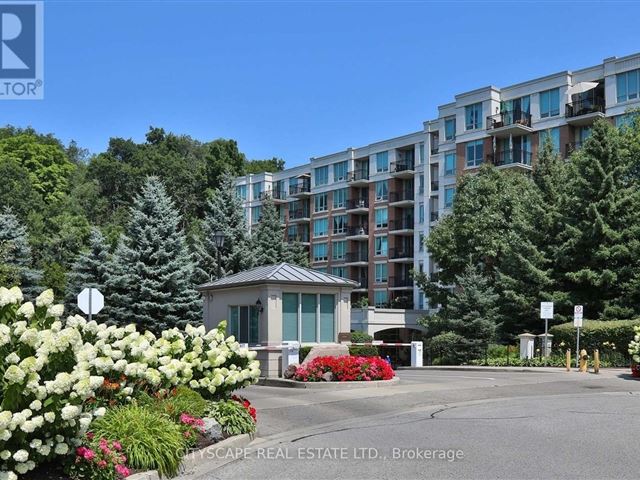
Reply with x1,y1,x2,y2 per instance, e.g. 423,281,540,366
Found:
213,230,225,280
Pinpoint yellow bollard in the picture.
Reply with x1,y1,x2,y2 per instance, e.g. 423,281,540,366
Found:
579,349,588,373
566,349,571,371
594,349,600,374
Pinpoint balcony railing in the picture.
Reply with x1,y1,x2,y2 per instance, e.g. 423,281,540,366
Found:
430,212,439,222
430,146,439,155
347,169,370,182
353,278,368,289
288,209,310,220
389,247,414,260
389,190,414,203
390,217,414,231
564,142,583,158
289,183,310,195
391,161,415,173
486,110,532,130
346,198,369,210
346,225,368,236
260,190,287,201
565,98,605,118
389,276,413,288
487,149,533,167
346,251,368,263
431,181,439,191
287,232,309,243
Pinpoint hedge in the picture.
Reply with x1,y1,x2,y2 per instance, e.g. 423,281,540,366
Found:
549,319,640,353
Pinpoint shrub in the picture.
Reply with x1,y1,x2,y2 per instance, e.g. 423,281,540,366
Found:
207,399,256,437
550,319,639,354
348,345,379,357
68,435,130,480
150,386,209,422
91,405,186,477
350,331,373,343
427,332,468,365
294,356,394,382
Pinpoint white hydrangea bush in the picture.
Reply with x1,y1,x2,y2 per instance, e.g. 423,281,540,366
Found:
629,325,640,362
0,286,260,479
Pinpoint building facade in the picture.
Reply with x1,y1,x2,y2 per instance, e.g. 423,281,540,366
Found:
234,53,640,315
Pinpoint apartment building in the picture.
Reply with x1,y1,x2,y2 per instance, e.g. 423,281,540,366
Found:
235,52,640,314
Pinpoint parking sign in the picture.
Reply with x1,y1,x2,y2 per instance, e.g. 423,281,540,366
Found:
574,305,583,327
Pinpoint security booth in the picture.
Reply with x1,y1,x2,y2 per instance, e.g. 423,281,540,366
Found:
197,262,356,377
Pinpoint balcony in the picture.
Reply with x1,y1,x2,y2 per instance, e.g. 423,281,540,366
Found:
430,211,439,223
345,251,368,265
259,190,287,203
389,190,414,206
289,183,311,197
430,181,439,194
347,169,370,185
565,98,605,126
487,149,533,170
389,217,414,234
346,197,369,213
287,232,310,245
486,110,533,138
390,161,415,178
389,276,413,289
288,209,311,222
418,185,424,195
389,247,414,262
345,225,369,240
353,278,368,291
564,142,583,158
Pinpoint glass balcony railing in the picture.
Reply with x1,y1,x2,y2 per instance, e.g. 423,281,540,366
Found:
487,149,533,167
486,110,532,130
347,169,370,182
565,98,605,118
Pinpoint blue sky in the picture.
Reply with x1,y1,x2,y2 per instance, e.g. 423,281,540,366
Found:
4,1,640,167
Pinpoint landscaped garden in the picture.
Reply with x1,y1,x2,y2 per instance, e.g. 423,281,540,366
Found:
0,286,260,480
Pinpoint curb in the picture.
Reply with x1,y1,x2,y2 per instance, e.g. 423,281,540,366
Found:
127,433,254,480
256,376,400,389
396,366,565,374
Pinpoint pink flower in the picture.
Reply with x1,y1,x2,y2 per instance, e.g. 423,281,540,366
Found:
86,432,95,440
115,464,131,477
112,441,122,451
97,460,107,469
82,448,96,461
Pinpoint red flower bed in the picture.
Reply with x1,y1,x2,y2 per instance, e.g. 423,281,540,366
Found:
294,355,394,382
632,364,640,378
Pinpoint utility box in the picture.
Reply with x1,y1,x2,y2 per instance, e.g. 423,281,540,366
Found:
411,341,423,367
537,334,553,357
518,333,536,359
281,341,300,375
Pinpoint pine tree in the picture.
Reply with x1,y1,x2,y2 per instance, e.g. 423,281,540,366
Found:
201,173,254,281
0,208,41,297
65,227,111,314
253,196,285,266
284,239,309,267
107,177,201,332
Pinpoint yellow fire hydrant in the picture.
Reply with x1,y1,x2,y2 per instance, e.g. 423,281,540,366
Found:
579,349,588,373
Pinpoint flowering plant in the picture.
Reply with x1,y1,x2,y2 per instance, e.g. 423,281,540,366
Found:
294,356,394,382
68,435,130,480
231,395,256,423
178,413,205,447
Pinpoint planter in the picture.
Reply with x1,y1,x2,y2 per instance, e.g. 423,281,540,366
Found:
631,364,640,378
258,376,400,389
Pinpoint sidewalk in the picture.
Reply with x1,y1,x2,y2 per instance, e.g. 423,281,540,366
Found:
397,365,630,376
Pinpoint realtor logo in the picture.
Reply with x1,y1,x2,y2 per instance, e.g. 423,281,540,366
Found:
0,1,43,99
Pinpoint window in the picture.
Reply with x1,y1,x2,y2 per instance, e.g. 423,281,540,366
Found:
314,166,329,186
466,140,484,167
465,102,482,130
313,243,328,262
418,292,424,310
376,151,389,173
314,267,327,273
419,143,425,163
313,218,328,238
445,117,456,140
333,214,347,235
251,206,262,224
616,113,639,129
252,182,263,200
301,294,317,342
419,203,424,223
236,184,247,200
375,207,388,229
444,152,456,176
314,193,328,213
444,187,456,208
332,240,346,261
539,88,560,118
617,69,639,103
539,127,560,153
375,236,388,256
419,174,425,194
282,293,299,341
332,266,347,278
228,306,259,344
333,188,347,209
374,290,388,308
333,161,348,182
419,232,425,252
375,263,388,283
375,180,388,201
282,293,335,343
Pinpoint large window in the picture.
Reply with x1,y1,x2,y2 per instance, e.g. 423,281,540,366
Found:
466,140,484,167
465,102,483,130
282,293,335,343
375,180,388,201
419,143,425,163
444,187,456,208
539,127,560,153
375,207,388,229
616,113,639,129
333,161,348,182
314,166,329,186
313,242,328,262
332,240,346,261
375,263,388,283
444,152,456,176
313,218,328,237
314,193,328,213
374,290,388,308
333,214,347,235
251,206,262,224
333,188,347,209
332,266,346,278
617,69,639,103
236,185,247,200
228,306,259,344
375,236,388,256
419,203,424,223
376,151,389,173
539,88,560,118
252,182,263,200
445,117,456,140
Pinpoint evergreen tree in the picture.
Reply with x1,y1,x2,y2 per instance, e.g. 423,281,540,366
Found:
201,173,254,281
284,239,309,267
107,177,201,332
65,227,111,313
253,196,285,266
0,208,41,296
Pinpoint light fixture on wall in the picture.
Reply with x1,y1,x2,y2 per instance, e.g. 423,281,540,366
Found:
256,298,264,313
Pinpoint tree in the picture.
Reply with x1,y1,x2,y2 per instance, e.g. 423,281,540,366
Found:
200,173,254,281
107,177,201,332
65,227,112,312
252,197,285,266
0,208,41,297
284,240,309,267
244,157,285,174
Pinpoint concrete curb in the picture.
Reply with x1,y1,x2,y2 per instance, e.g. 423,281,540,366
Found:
127,433,254,480
256,376,400,389
397,366,566,374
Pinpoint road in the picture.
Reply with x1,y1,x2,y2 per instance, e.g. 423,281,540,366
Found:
180,368,640,480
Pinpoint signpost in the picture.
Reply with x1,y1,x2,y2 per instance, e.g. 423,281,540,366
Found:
540,301,554,365
77,287,104,322
574,305,583,368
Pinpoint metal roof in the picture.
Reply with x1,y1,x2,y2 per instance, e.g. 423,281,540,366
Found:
197,263,358,291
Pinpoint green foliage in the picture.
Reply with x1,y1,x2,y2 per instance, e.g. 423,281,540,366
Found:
207,399,256,436
244,157,285,174
150,386,210,422
427,332,468,365
350,331,373,343
549,319,639,354
348,345,379,357
92,405,187,477
0,208,41,297
253,197,286,266
299,346,312,363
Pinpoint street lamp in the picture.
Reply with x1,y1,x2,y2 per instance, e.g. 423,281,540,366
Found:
255,298,264,313
213,230,225,280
